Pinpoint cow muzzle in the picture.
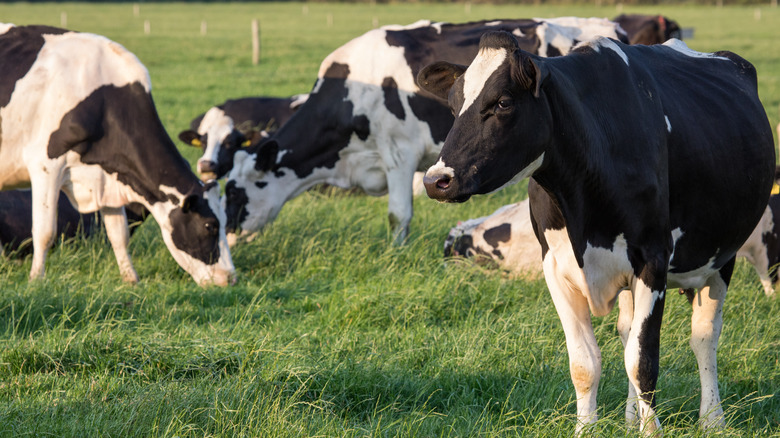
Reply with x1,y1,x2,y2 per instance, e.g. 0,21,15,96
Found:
423,172,472,203
197,160,218,181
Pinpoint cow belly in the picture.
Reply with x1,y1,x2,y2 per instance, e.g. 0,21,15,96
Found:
543,228,632,317
61,161,128,213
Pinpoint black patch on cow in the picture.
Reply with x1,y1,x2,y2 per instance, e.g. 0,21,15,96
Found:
483,223,511,249
0,25,68,110
224,180,248,234
255,181,268,189
168,194,220,264
274,170,286,178
47,83,197,204
764,196,780,286
546,45,562,58
636,289,665,406
408,94,453,144
382,77,405,120
353,115,370,141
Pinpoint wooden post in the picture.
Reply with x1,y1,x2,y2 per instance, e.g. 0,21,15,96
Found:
465,2,471,14
201,20,207,36
144,20,150,35
251,19,260,65
327,13,333,28
60,12,67,28
302,5,309,15
372,17,379,28
133,4,140,17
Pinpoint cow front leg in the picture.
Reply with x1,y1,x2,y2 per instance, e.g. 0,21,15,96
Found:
102,206,139,283
29,183,61,280
624,272,666,435
617,289,639,428
689,261,730,430
543,257,601,435
385,165,415,245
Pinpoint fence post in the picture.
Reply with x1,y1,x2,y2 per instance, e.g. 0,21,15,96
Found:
144,20,150,35
201,20,207,36
60,12,67,28
252,19,260,65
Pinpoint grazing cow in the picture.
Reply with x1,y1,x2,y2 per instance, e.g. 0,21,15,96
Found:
0,24,234,286
612,14,682,45
178,94,309,181
419,32,774,434
225,17,629,245
0,190,148,257
444,199,541,278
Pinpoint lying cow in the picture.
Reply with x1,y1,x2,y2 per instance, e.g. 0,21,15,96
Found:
0,190,148,257
178,94,308,181
419,32,774,434
0,24,234,286
225,17,630,245
612,14,682,45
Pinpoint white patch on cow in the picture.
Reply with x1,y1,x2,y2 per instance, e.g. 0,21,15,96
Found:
289,93,309,110
668,227,684,267
196,107,234,172
491,153,545,194
663,38,730,61
460,47,508,116
512,28,526,38
665,115,672,133
485,21,502,26
382,19,432,31
535,17,624,57
737,205,776,295
426,159,455,179
668,256,718,290
576,36,629,66
0,22,14,35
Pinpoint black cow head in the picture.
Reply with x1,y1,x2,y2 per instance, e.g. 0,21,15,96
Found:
418,31,552,203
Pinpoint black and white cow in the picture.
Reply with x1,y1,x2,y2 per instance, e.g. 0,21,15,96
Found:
612,14,682,45
178,94,308,181
0,190,147,257
0,24,235,286
418,32,774,433
225,18,629,245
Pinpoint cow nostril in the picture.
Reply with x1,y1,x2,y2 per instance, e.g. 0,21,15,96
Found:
436,175,451,190
199,160,217,173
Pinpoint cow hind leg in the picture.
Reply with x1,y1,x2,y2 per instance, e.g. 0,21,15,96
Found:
689,261,731,430
102,206,139,283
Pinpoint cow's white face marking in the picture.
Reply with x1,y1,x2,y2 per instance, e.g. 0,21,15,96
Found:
665,115,672,133
426,158,455,180
491,153,545,193
196,107,234,167
663,39,730,61
460,47,508,116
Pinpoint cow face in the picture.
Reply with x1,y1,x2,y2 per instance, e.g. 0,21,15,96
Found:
158,182,235,286
418,31,552,203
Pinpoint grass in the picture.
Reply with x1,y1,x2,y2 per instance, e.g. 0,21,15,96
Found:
0,2,779,437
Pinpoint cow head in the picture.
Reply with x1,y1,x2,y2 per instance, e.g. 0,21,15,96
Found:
154,181,235,286
178,107,264,181
418,31,552,203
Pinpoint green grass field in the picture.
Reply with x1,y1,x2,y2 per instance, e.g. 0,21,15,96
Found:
0,2,778,437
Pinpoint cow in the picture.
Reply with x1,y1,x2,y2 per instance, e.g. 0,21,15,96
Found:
0,190,148,257
0,24,235,286
224,17,630,246
418,32,774,434
178,94,309,181
612,14,682,45
444,199,542,278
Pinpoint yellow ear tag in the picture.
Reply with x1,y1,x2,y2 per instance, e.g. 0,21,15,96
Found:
772,183,779,196
242,140,251,147
192,138,202,147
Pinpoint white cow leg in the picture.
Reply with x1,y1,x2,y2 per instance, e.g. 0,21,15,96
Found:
102,206,139,283
29,183,60,280
385,165,415,245
617,289,639,428
543,258,601,435
690,276,727,430
624,279,665,436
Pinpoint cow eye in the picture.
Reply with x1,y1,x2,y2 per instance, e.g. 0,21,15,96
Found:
204,221,217,235
496,98,513,111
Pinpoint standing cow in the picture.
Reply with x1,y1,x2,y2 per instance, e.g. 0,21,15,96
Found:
178,94,308,181
418,32,774,433
0,24,234,286
225,18,629,245
612,14,682,45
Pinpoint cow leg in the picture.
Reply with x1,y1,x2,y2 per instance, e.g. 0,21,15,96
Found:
385,165,415,245
616,289,639,428
29,182,60,280
543,257,601,435
102,206,139,283
689,261,731,430
623,269,666,436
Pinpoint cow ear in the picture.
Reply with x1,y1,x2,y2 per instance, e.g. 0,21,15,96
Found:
255,140,279,172
178,130,202,147
417,61,467,101
512,52,546,98
181,194,198,213
245,130,266,147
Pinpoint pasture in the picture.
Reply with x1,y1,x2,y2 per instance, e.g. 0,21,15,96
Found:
0,2,778,436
